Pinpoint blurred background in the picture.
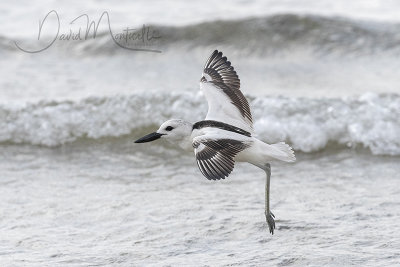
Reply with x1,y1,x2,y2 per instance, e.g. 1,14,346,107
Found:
1,1,399,266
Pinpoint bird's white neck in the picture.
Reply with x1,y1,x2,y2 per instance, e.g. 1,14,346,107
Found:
162,120,194,152
177,135,194,152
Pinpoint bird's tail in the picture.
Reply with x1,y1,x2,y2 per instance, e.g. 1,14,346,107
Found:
268,142,296,162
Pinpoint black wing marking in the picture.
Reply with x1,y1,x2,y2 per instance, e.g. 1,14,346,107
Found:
193,139,250,180
202,50,253,123
203,50,240,91
192,120,251,137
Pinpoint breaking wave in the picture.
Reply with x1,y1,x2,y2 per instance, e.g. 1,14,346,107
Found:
1,92,399,156
5,14,400,55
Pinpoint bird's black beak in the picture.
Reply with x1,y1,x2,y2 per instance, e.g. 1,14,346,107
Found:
134,132,164,143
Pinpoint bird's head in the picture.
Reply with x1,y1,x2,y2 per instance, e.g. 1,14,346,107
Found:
134,119,193,150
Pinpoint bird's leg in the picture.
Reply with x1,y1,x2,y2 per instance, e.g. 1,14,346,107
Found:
264,163,275,234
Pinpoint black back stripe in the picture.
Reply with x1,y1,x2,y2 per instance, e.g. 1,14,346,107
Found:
192,120,251,137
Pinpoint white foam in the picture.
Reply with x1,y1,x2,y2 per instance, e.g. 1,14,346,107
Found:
252,93,400,155
1,92,399,155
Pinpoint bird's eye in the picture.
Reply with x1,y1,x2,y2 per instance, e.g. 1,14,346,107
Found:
200,76,207,83
165,126,174,131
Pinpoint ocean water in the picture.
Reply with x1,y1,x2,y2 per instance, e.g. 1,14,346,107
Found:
1,1,400,266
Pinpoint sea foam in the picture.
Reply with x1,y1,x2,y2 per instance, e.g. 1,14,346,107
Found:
1,92,399,155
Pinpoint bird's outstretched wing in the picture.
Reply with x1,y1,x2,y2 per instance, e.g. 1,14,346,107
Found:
200,50,253,133
193,137,250,180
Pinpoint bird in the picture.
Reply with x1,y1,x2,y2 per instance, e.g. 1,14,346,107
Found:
134,50,295,234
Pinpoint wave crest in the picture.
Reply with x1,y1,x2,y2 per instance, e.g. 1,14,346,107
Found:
5,14,400,55
1,92,399,156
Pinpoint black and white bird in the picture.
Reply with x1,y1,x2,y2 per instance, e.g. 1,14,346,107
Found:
135,50,295,234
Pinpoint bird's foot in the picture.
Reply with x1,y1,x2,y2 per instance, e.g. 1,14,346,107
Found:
265,211,275,235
